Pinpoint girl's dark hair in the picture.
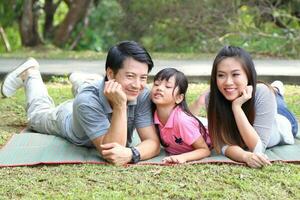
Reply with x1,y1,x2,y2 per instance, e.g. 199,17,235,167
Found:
105,40,153,80
152,68,209,147
208,46,257,154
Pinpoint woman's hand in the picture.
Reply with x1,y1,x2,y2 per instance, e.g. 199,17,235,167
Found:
243,151,271,168
232,85,253,107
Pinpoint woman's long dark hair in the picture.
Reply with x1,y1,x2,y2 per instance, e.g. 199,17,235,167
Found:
208,46,257,154
152,68,209,147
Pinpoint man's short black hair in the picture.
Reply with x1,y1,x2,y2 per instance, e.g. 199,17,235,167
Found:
105,41,153,79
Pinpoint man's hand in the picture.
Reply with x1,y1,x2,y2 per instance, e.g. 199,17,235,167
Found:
100,143,132,165
104,80,127,108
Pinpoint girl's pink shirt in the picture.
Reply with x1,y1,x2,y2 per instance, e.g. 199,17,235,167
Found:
154,106,209,155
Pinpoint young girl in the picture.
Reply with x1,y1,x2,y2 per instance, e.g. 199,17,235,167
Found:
190,46,298,168
151,68,211,164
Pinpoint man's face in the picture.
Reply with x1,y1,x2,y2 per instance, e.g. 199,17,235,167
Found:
107,57,149,101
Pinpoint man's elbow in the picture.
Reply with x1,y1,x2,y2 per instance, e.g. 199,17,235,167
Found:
152,140,161,156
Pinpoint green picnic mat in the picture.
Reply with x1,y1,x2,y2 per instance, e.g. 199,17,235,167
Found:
0,129,299,167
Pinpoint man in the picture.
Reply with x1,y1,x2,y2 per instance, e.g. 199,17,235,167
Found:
1,41,160,165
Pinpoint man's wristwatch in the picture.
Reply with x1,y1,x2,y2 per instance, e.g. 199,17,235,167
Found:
130,147,141,163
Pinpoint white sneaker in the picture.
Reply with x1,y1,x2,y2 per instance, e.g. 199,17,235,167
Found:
1,57,39,98
69,72,103,96
271,80,285,96
276,114,294,145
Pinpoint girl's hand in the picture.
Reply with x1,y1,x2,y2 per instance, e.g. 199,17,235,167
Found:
163,155,187,164
232,85,253,107
243,152,271,168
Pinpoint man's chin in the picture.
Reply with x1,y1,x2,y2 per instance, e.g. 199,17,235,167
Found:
126,95,138,102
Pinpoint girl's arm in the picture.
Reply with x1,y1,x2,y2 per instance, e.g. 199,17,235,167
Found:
189,89,209,116
224,145,271,168
163,136,211,164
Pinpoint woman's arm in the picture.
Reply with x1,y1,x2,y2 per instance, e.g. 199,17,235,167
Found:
225,145,271,168
232,85,277,152
232,85,260,151
162,136,211,164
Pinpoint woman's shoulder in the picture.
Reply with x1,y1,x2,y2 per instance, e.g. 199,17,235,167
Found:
256,83,274,96
255,83,276,105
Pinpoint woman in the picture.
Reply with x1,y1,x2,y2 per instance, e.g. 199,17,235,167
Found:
190,46,298,168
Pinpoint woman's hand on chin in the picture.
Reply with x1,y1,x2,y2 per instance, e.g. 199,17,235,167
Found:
232,85,253,108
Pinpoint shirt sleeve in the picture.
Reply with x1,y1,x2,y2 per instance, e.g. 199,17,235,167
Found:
73,93,111,141
177,114,201,145
253,84,277,152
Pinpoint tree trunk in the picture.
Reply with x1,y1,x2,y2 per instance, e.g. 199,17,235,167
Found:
19,0,42,46
53,0,92,47
43,0,62,39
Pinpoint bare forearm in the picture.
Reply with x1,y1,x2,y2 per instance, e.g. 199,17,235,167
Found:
225,145,249,163
189,96,205,116
103,106,127,146
232,105,259,151
136,139,160,160
179,148,211,162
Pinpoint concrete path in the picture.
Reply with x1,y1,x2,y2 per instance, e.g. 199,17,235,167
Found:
0,58,299,84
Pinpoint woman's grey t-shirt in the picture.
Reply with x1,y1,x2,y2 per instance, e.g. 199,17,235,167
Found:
63,80,153,147
206,84,278,153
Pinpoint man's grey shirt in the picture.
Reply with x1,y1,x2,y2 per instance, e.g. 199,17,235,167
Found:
63,80,154,147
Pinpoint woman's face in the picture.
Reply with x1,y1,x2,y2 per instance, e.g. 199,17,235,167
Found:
216,57,248,101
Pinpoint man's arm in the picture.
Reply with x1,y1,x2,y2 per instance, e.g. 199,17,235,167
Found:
98,125,160,165
99,80,128,146
135,125,161,160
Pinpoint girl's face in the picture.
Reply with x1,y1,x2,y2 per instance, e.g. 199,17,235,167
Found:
216,57,248,101
151,76,183,106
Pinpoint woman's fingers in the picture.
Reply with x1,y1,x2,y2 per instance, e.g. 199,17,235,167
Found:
246,153,271,168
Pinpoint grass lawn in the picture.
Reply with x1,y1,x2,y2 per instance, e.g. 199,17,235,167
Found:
0,80,299,199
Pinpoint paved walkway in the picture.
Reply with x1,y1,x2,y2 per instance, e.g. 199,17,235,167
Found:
0,58,299,84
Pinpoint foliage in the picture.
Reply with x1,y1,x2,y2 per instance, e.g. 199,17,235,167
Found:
0,0,22,27
0,25,22,52
222,2,300,57
0,0,300,57
72,0,123,52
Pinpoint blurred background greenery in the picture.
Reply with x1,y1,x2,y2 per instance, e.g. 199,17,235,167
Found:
0,0,299,58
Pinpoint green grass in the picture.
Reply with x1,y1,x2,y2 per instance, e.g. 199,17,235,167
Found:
0,81,299,199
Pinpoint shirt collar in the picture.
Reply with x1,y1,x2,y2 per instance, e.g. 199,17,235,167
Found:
154,106,181,128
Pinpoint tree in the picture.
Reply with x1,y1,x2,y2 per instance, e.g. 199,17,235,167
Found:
17,0,93,47
43,0,63,40
19,0,42,46
53,0,93,47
